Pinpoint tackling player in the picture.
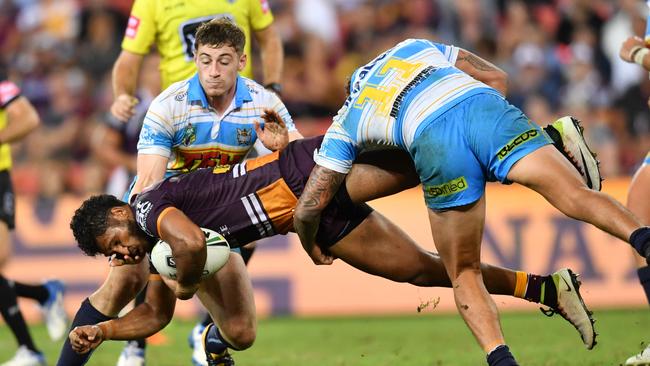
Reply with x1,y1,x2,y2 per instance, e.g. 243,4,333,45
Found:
57,19,300,366
66,136,596,363
293,39,650,366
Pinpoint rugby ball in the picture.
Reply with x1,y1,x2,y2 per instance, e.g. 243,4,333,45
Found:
150,228,230,280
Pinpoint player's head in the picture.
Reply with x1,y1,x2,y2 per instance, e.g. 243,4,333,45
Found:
194,18,247,99
70,194,151,262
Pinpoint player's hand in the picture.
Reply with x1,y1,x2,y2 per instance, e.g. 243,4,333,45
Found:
306,244,336,265
69,325,105,354
619,36,646,63
109,253,142,267
110,94,139,122
254,109,289,151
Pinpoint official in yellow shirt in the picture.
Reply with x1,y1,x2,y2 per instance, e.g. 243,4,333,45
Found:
110,0,283,121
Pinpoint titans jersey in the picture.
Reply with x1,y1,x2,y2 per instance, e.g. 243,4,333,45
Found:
122,0,274,88
0,76,21,171
137,74,295,176
132,136,372,248
315,38,500,174
644,151,650,165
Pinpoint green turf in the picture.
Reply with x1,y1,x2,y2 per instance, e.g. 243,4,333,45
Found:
1,308,648,365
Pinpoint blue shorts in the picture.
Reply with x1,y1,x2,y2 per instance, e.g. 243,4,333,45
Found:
409,93,551,210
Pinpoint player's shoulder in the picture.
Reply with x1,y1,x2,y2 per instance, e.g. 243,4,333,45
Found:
151,79,192,108
239,76,277,104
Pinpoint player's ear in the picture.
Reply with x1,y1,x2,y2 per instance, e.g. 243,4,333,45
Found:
109,206,130,220
238,53,247,72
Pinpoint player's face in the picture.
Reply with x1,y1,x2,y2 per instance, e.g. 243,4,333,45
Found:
195,44,246,98
96,215,151,263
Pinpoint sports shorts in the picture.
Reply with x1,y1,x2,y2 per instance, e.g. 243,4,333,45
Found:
0,170,15,229
409,93,551,209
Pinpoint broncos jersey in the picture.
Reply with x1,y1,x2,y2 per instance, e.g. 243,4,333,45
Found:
122,0,274,88
132,136,372,249
315,38,500,174
137,73,295,177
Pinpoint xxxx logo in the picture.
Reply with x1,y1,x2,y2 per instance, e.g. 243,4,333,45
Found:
497,129,539,160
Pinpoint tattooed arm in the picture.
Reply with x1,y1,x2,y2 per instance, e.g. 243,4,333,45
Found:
294,165,347,265
454,48,508,95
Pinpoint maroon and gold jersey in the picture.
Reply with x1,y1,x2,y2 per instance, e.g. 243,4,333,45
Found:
131,136,372,248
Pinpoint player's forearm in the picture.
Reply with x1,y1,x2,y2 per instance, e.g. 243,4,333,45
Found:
256,25,284,85
293,210,321,253
98,304,171,340
112,51,143,98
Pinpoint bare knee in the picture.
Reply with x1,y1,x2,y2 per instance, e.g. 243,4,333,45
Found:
220,318,256,350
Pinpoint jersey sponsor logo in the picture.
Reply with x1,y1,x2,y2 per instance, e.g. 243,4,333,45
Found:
236,128,252,145
175,92,187,101
424,177,468,198
125,15,140,39
496,129,539,160
177,149,244,170
135,200,153,235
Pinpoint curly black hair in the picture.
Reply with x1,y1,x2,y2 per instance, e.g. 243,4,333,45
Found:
70,194,126,256
194,17,245,55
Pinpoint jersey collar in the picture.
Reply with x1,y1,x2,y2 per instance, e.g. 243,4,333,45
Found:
187,74,252,109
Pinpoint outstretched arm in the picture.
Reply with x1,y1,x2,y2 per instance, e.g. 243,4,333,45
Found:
69,277,175,354
294,165,346,264
454,48,508,95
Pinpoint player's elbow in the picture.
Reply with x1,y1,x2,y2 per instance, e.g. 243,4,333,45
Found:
488,71,508,95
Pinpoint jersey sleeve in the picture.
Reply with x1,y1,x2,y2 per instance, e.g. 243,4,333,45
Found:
248,0,274,31
137,95,175,157
133,188,173,238
314,121,358,174
0,80,21,109
121,0,156,55
428,40,459,64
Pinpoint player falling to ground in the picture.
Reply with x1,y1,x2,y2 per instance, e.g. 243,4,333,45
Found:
619,35,650,366
66,136,596,363
0,64,68,366
293,38,650,366
106,0,283,364
57,19,300,366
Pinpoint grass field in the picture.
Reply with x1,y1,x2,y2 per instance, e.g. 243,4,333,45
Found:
1,308,649,365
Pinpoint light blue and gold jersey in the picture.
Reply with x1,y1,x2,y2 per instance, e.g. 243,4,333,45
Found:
644,151,650,165
315,38,500,174
137,74,295,175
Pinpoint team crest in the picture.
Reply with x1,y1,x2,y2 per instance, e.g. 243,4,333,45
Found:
182,124,196,146
236,128,252,145
175,92,187,101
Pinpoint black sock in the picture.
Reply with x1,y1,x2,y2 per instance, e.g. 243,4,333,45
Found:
205,323,237,354
201,312,213,327
523,275,557,308
487,345,519,366
130,286,147,349
12,280,49,304
240,246,255,265
56,298,113,366
0,275,38,352
637,266,650,305
630,227,650,259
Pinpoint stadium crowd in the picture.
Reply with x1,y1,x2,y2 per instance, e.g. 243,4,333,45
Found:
0,0,648,195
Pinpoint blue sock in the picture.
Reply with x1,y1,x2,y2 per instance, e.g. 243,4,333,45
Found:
487,345,518,366
638,266,650,306
56,298,113,366
205,323,237,354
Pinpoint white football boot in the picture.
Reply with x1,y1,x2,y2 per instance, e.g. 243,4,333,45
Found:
0,346,46,366
626,344,650,366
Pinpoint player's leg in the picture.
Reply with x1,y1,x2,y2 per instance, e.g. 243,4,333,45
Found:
506,144,641,245
116,285,147,366
429,197,518,364
57,261,149,366
624,162,650,366
195,252,256,365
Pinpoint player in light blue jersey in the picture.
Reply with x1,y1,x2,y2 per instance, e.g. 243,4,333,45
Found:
60,19,301,366
295,39,650,366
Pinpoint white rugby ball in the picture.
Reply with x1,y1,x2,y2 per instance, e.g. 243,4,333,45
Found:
150,228,230,280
